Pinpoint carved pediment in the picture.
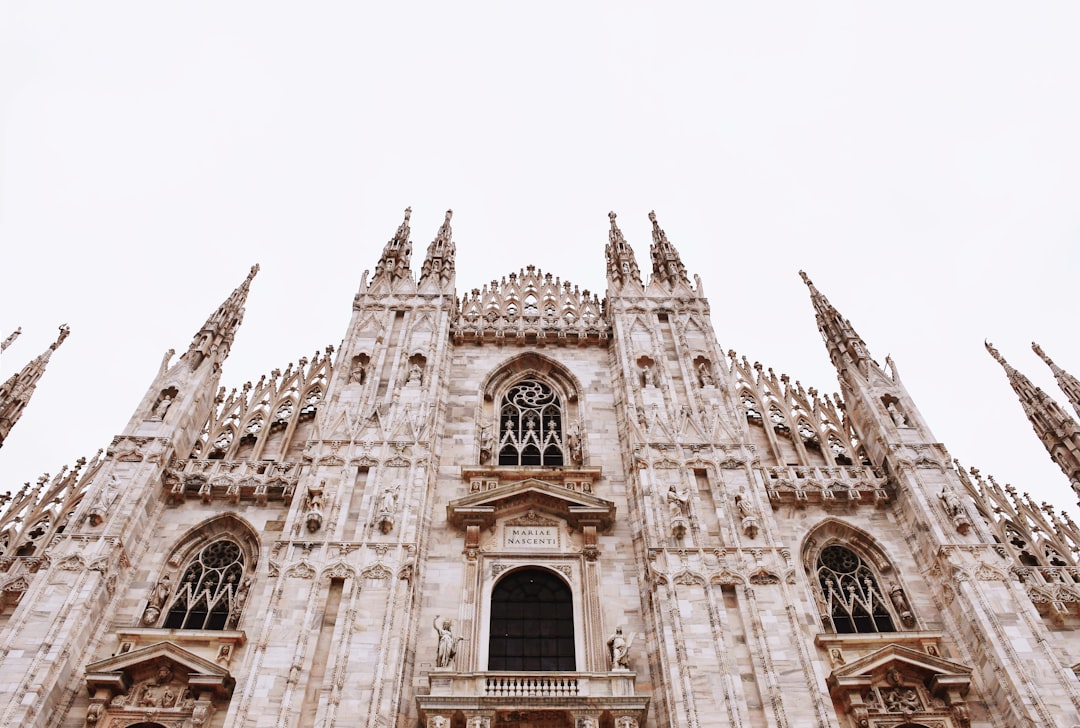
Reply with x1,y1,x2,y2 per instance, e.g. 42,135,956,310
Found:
828,643,973,728
86,641,234,698
447,478,615,532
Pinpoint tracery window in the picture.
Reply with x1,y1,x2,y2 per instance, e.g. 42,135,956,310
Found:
816,544,896,633
488,568,575,671
498,380,565,466
163,538,247,630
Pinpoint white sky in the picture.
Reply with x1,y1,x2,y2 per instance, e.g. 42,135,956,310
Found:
2,3,1079,514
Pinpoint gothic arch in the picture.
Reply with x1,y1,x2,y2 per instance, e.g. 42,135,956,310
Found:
487,566,576,672
144,514,260,631
478,353,586,467
802,518,917,633
481,351,583,404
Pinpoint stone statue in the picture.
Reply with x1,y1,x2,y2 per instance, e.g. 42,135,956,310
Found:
734,494,759,539
479,426,494,464
433,616,462,668
565,425,583,465
142,573,171,624
349,359,366,384
888,583,916,627
887,401,908,427
667,483,690,518
408,361,423,385
86,475,118,527
697,361,715,387
606,626,632,670
377,485,399,533
641,364,655,388
152,394,173,419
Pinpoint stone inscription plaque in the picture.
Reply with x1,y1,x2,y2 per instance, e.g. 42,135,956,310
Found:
504,525,559,549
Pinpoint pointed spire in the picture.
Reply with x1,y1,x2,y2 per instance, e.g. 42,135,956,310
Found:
1033,342,1080,419
648,211,689,287
800,271,874,377
1,327,21,354
0,324,70,447
181,265,259,371
373,207,414,284
987,341,1080,498
604,211,642,288
419,209,456,288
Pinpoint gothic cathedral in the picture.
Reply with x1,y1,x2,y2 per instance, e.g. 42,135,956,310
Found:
2,210,1080,728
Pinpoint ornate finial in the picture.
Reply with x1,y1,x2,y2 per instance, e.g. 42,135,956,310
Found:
51,324,70,350
647,210,688,286
1033,342,1053,366
1,327,21,353
984,340,1007,366
799,270,812,286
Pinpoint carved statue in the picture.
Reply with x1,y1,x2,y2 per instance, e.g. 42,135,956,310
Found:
85,702,104,725
152,394,173,419
349,360,366,384
565,425,583,465
306,483,325,532
641,364,655,388
697,361,715,387
606,626,633,670
142,573,171,624
887,401,908,427
888,583,916,627
377,485,399,533
883,686,920,712
939,487,971,534
734,494,759,539
479,426,494,464
433,616,462,668
408,361,423,385
667,484,690,518
86,475,118,527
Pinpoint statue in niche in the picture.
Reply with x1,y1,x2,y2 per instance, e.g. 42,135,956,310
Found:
479,426,494,464
86,475,117,527
349,359,366,385
887,401,908,427
940,487,971,534
407,360,424,385
606,626,634,670
565,425,583,465
142,573,171,624
433,616,462,668
734,493,759,539
888,583,916,627
306,482,325,532
641,363,655,388
667,483,690,538
377,484,399,533
697,361,715,387
152,393,173,420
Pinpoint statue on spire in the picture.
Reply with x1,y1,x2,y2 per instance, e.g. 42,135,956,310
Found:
420,209,456,288
1033,342,1080,420
648,211,689,287
0,324,70,448
373,207,414,284
604,211,642,288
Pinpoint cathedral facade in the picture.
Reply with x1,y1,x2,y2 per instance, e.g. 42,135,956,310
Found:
2,209,1080,728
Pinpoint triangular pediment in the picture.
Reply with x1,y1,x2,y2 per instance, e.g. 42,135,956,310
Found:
829,643,971,697
86,641,234,698
447,477,615,532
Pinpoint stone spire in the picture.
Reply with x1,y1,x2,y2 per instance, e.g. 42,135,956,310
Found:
1033,342,1080,420
604,211,642,288
373,207,414,284
419,209,456,288
800,271,875,377
1,327,21,354
0,324,69,447
987,341,1080,498
180,264,259,371
647,210,689,287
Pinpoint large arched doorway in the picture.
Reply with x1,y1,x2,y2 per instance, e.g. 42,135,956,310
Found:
488,568,575,671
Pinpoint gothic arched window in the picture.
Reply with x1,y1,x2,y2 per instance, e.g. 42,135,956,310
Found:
498,380,565,466
163,538,247,630
489,568,575,671
816,544,896,633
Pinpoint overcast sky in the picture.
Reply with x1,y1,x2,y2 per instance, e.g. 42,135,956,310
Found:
2,3,1079,515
